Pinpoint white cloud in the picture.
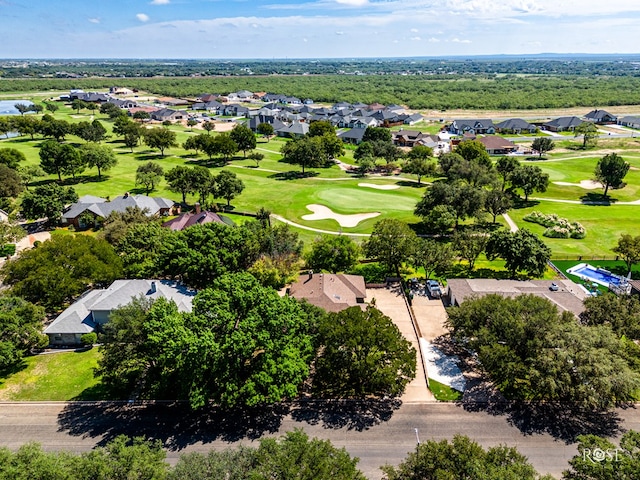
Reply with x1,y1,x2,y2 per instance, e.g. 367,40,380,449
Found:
410,36,421,41
136,13,150,22
335,30,345,35
410,28,418,33
335,0,369,5
428,37,440,42
88,18,100,24
150,0,170,4
451,37,471,43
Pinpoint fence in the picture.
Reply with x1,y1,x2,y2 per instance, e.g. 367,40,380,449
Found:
551,255,621,262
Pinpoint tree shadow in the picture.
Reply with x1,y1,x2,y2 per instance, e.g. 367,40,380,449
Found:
511,198,541,210
580,193,616,205
289,398,402,431
57,402,290,450
269,171,319,181
0,359,28,388
184,158,226,168
395,180,426,188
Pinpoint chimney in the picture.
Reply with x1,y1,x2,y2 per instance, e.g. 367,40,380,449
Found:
150,281,157,294
308,270,313,280
195,202,201,214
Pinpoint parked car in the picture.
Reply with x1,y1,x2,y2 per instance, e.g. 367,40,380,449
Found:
427,279,441,298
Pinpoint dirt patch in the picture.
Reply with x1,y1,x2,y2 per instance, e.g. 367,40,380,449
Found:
301,204,380,228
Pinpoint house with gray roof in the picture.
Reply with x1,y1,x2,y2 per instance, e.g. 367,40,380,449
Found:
448,119,496,135
338,127,367,145
618,116,640,129
495,118,537,134
276,120,309,138
445,278,588,317
44,280,196,345
542,116,585,132
150,108,185,122
62,193,177,228
584,109,617,124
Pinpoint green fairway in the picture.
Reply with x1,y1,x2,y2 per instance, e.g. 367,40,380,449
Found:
0,349,110,401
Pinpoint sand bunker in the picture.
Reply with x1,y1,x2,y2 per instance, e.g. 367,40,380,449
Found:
301,204,380,228
554,180,603,190
358,182,400,191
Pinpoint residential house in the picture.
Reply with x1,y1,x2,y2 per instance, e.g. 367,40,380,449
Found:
157,97,190,107
495,118,537,134
392,129,427,147
109,87,133,95
69,91,110,103
584,109,617,124
446,278,589,317
477,135,517,155
288,272,367,313
150,108,185,122
403,113,423,125
338,128,366,145
44,280,196,345
542,116,584,132
62,193,177,228
227,90,254,102
276,121,309,138
448,119,496,135
618,116,640,129
162,204,229,231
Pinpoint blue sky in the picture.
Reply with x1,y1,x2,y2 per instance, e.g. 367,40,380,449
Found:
1,0,640,58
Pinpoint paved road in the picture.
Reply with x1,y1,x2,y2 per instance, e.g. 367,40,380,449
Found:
1,401,639,479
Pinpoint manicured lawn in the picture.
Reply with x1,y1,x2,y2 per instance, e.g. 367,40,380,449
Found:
428,378,462,401
0,348,111,401
509,201,639,257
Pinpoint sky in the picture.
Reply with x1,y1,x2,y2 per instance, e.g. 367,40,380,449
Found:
1,0,640,59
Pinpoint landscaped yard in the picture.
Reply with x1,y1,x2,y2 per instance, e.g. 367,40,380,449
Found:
0,348,109,401
428,378,462,401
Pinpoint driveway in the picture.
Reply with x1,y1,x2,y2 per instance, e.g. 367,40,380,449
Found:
366,285,434,402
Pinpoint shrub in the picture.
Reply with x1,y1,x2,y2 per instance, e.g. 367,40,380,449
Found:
524,211,586,239
80,332,98,346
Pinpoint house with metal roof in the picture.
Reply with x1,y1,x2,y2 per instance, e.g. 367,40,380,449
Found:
44,280,196,345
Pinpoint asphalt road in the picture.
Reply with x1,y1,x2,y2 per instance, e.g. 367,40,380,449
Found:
1,400,639,479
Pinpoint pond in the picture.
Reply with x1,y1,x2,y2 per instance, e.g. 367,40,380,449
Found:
0,99,34,115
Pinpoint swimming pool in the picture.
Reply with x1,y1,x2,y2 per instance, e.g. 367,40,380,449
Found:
566,263,624,287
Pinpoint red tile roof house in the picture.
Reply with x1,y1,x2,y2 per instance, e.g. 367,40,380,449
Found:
288,272,367,313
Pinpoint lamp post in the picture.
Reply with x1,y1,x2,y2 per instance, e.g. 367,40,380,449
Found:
414,428,421,446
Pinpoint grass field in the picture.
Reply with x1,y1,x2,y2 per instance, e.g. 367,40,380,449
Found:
428,378,462,401
0,348,110,401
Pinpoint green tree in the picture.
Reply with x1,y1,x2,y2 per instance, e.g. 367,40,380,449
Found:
563,430,640,480
447,294,640,408
39,117,72,142
191,166,214,204
455,139,492,168
99,102,121,118
165,166,197,204
133,110,150,122
415,181,486,228
484,188,513,224
495,155,520,191
256,122,274,140
38,139,65,181
308,120,335,137
214,170,244,207
75,119,107,143
382,434,545,480
595,152,630,196
99,206,154,246
0,148,26,169
411,238,455,280
17,165,45,191
364,219,416,277
71,99,88,114
248,151,264,167
202,120,215,135
574,121,599,148
136,162,164,195
353,141,374,162
509,164,549,201
0,164,24,198
2,234,122,310
143,127,178,157
613,233,640,274
59,144,85,180
314,306,416,397
12,116,40,140
13,103,31,116
213,132,239,161
0,296,46,371
453,229,488,273
582,293,640,339
30,104,44,114
43,101,59,114
229,123,256,157
281,136,326,174
20,183,77,224
420,204,457,234
486,228,551,278
186,118,198,131
531,136,555,158
305,235,360,273
80,143,117,180
403,148,436,186
363,126,392,143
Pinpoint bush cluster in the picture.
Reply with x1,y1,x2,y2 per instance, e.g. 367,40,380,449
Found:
523,211,586,239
